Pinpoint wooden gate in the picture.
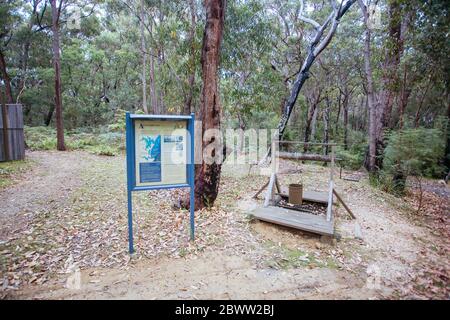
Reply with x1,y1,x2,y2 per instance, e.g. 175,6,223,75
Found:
0,104,25,161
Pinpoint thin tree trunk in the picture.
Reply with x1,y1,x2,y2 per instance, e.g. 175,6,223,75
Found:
310,105,318,142
398,65,411,129
17,1,40,104
183,0,197,115
414,76,432,128
45,105,55,126
149,19,158,114
303,91,321,153
237,113,245,154
342,88,350,150
51,0,65,151
359,0,377,172
343,101,349,150
335,91,342,133
0,50,13,104
140,0,148,114
323,97,331,157
193,0,226,210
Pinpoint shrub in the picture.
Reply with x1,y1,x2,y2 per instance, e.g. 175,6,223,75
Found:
87,145,118,156
336,149,364,170
24,126,57,150
384,128,445,178
24,126,124,155
381,128,446,195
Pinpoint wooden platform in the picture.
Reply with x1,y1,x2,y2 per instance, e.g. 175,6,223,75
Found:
250,206,334,236
277,187,336,205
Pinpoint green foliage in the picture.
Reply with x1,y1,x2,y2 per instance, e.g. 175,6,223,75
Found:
0,159,33,189
2,0,448,187
337,149,363,170
336,131,368,170
87,145,118,157
383,128,446,178
24,126,57,150
24,126,124,156
368,171,398,195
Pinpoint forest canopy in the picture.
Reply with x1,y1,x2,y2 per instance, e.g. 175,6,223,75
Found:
1,0,449,196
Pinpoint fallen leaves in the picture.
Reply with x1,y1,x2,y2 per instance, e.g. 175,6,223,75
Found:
1,153,448,300
399,186,450,299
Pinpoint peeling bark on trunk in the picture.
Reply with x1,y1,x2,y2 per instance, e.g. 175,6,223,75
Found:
193,0,226,210
51,0,65,151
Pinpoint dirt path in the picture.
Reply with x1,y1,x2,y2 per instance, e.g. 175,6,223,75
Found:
0,151,91,241
21,251,376,300
1,152,448,299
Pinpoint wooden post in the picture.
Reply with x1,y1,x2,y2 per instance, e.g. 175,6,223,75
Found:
264,136,279,207
326,146,335,221
264,173,276,207
253,180,269,199
1,87,10,161
333,189,356,219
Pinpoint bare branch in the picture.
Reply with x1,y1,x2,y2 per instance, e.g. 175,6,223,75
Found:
299,0,320,30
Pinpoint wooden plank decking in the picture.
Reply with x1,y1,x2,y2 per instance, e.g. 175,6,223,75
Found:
277,187,336,205
250,206,334,236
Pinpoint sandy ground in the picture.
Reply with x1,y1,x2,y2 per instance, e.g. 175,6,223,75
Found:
0,151,89,241
0,151,448,299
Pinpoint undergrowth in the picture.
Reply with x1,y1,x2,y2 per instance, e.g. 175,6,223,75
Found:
24,126,124,156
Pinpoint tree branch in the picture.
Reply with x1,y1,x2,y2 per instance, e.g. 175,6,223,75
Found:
299,0,320,30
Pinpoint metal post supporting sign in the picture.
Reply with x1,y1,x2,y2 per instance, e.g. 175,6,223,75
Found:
125,112,195,254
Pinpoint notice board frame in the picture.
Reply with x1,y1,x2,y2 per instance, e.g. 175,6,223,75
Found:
125,112,195,254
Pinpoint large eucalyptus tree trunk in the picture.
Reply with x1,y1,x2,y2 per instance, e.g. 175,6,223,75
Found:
374,0,407,169
194,0,226,210
51,0,65,151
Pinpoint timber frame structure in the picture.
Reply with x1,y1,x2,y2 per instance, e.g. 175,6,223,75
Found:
251,140,353,237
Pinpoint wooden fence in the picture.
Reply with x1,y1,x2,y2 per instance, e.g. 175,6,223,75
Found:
0,104,25,162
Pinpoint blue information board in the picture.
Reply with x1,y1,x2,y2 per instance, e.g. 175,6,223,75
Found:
125,113,195,254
